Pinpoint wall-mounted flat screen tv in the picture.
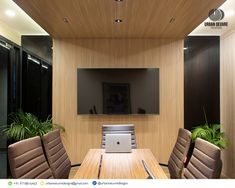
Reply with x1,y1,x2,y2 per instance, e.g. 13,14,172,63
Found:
77,68,159,115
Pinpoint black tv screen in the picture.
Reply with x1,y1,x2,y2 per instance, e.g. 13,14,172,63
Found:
77,68,159,115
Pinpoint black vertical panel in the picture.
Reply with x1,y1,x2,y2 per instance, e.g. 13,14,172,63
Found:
184,36,220,130
22,51,52,121
22,52,41,118
8,47,21,113
28,57,41,117
41,62,52,120
21,36,52,121
22,36,52,63
0,37,22,178
0,46,8,128
22,52,28,113
48,65,52,117
0,45,9,179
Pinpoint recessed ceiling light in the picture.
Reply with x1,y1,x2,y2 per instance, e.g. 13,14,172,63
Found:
115,19,123,23
63,17,69,23
169,17,175,23
5,10,16,17
225,10,234,17
115,0,123,2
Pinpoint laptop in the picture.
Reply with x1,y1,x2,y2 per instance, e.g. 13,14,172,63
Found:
105,134,132,153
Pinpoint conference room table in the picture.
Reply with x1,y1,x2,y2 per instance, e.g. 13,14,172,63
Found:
73,149,168,179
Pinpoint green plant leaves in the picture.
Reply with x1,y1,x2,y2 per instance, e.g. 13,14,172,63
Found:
3,110,64,141
191,124,228,149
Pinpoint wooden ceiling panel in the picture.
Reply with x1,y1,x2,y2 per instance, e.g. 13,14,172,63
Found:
14,0,225,38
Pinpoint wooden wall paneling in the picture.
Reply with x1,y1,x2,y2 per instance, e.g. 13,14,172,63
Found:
220,30,235,178
53,39,183,164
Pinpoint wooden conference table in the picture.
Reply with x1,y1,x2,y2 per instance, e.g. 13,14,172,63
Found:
73,149,168,179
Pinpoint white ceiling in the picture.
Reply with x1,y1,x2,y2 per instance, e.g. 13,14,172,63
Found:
0,0,47,35
190,0,235,36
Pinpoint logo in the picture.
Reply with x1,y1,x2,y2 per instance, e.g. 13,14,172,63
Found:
8,181,12,186
208,9,224,21
40,181,45,186
204,9,228,29
92,181,97,186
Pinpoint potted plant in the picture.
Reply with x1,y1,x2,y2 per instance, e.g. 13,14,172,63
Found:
191,108,228,149
191,124,228,149
2,110,64,141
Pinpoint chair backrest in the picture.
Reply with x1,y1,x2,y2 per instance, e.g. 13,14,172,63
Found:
168,128,192,179
101,124,137,149
42,129,71,179
183,138,222,179
8,136,53,179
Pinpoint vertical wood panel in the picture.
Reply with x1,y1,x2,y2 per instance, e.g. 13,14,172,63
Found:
53,39,183,164
221,30,235,178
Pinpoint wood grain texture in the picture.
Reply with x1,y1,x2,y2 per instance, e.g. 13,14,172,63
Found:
220,31,235,178
52,39,184,165
14,0,225,38
73,149,168,179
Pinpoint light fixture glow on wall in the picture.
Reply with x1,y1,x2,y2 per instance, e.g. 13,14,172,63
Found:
5,10,16,17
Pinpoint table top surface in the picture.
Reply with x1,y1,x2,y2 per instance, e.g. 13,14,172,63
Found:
73,149,168,179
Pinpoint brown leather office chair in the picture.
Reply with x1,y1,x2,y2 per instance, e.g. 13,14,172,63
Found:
168,128,192,179
42,129,71,179
182,138,222,179
101,124,137,149
8,136,54,179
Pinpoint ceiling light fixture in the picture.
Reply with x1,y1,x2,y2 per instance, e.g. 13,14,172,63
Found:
115,0,123,23
5,10,16,17
169,17,175,23
115,19,123,23
63,17,69,23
